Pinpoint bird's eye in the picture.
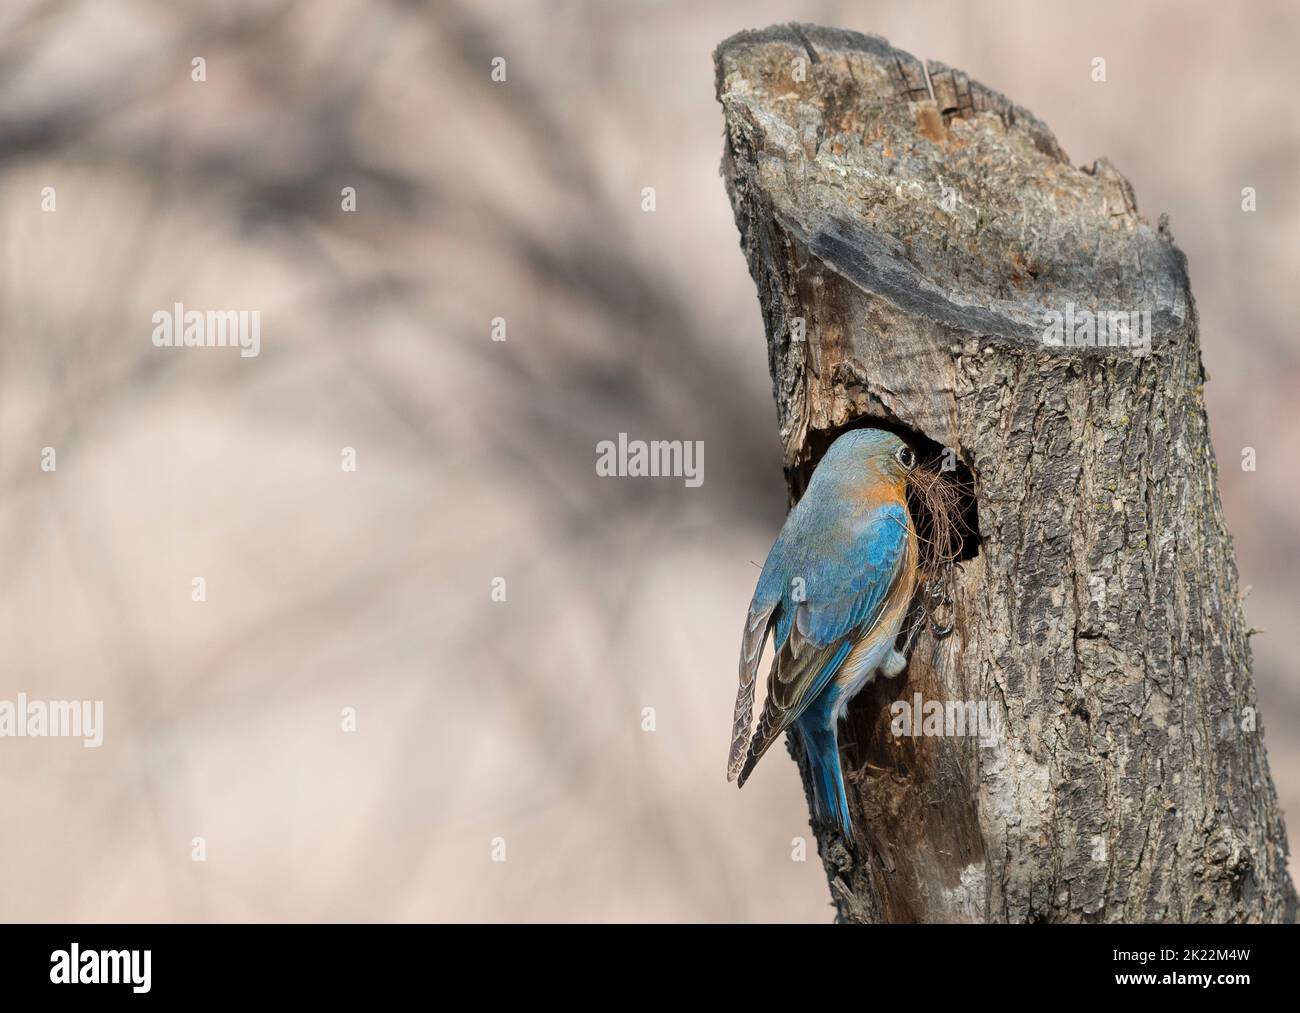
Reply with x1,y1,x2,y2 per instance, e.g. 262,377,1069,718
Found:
895,446,916,469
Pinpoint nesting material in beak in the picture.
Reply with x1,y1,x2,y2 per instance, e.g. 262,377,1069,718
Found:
905,458,976,640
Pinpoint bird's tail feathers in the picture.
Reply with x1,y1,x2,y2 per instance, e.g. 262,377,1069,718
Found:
799,722,853,838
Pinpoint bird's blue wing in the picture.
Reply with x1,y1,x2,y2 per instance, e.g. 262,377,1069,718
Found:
732,500,911,785
795,502,910,647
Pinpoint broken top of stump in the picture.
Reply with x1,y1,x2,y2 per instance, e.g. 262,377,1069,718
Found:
714,24,1191,458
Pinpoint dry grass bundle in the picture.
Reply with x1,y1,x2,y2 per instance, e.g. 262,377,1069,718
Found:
905,459,977,641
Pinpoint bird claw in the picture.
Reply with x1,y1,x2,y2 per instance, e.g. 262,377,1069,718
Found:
924,575,955,638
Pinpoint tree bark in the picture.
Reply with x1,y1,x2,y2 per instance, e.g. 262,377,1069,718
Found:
715,23,1297,923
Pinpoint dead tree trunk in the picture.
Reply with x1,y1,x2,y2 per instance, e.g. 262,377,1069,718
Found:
716,24,1296,923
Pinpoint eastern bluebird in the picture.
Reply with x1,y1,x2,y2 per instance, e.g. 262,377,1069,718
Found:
728,428,918,838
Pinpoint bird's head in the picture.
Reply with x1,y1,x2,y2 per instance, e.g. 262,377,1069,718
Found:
817,428,917,489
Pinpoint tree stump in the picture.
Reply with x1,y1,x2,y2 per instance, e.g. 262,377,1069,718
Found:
715,23,1296,923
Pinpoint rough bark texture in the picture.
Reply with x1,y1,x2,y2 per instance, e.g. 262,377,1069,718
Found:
715,24,1296,923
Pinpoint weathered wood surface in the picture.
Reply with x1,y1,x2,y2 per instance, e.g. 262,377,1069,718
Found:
716,23,1296,923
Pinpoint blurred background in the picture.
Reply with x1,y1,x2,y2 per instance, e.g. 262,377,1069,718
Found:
0,0,1296,922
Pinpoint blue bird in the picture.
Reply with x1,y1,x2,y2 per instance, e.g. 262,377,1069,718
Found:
728,428,919,839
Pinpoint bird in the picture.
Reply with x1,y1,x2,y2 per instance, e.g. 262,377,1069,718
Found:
727,428,919,839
